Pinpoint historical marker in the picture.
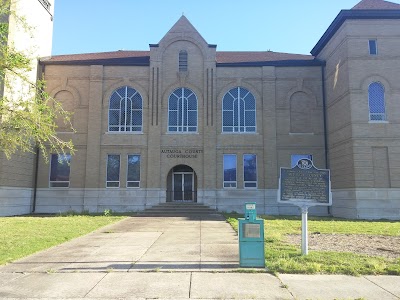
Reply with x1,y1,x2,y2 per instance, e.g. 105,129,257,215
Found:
278,158,332,255
279,158,331,206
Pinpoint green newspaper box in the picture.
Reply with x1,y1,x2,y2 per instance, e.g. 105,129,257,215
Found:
238,202,265,268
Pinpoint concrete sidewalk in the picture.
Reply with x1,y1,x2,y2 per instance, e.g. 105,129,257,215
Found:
0,215,399,299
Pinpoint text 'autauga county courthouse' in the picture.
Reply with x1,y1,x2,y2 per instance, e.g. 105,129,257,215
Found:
1,0,400,219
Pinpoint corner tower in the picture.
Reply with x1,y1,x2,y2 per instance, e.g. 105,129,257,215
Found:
312,0,400,219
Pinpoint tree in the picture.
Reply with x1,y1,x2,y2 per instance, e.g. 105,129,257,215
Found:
0,0,74,160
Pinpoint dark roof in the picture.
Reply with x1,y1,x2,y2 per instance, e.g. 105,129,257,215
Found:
312,0,400,56
40,51,150,66
353,0,400,9
216,51,323,67
41,50,323,67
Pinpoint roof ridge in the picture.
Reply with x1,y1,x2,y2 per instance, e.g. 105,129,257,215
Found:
51,50,149,56
352,0,400,10
216,50,312,55
41,49,317,66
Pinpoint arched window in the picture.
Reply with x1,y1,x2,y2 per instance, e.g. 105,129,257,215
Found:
168,87,197,132
108,86,143,132
368,82,386,121
179,50,188,72
222,87,256,133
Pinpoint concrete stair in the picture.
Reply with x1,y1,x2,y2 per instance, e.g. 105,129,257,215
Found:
139,202,219,217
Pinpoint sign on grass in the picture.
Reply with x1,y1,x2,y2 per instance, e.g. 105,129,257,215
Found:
278,158,332,207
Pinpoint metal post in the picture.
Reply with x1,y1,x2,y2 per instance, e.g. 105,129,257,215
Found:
301,206,309,255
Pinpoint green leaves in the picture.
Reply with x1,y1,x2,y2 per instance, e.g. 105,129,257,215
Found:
0,0,74,159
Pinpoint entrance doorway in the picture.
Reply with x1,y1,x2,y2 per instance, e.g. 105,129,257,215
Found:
173,172,193,201
167,165,197,202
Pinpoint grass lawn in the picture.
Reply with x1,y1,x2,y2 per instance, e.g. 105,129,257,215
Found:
226,215,400,275
0,215,125,265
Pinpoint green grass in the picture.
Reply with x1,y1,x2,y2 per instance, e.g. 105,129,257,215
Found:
226,215,400,275
0,215,125,265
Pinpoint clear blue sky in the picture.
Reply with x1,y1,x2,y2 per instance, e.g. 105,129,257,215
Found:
51,0,399,56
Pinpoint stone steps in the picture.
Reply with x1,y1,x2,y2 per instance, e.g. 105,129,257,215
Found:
139,202,219,217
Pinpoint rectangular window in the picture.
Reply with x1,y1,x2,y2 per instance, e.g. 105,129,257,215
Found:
106,155,120,188
369,40,377,55
243,154,257,188
291,154,313,168
127,155,140,188
179,50,188,72
223,154,237,188
49,154,71,188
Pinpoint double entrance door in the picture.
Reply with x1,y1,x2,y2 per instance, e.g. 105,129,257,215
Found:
173,172,194,202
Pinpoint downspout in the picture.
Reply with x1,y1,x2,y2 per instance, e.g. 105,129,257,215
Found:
321,64,331,215
32,61,44,213
32,146,39,213
321,65,329,169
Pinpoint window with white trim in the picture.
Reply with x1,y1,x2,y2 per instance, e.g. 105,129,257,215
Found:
127,155,140,188
369,40,377,55
291,154,313,168
223,154,237,188
179,50,188,72
106,155,120,188
243,154,257,188
50,154,71,188
222,87,256,133
368,82,386,121
109,86,142,132
168,87,197,132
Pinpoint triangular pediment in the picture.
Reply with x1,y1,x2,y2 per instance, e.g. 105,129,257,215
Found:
158,16,209,47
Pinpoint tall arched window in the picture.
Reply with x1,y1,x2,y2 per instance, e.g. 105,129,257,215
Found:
368,82,386,121
179,50,188,72
108,86,143,132
168,87,197,132
222,87,256,133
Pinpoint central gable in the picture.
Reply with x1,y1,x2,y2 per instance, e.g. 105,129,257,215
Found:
160,16,208,45
150,16,216,62
149,16,217,96
158,16,209,50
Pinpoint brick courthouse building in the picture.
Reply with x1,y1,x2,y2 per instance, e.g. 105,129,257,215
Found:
2,0,400,219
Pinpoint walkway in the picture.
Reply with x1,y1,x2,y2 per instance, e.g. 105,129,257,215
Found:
0,215,399,299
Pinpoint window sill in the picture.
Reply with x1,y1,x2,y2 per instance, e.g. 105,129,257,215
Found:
221,132,259,135
106,132,143,135
166,132,199,135
48,187,70,189
368,121,388,124
289,132,314,135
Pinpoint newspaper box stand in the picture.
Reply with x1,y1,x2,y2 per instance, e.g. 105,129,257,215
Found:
238,202,265,268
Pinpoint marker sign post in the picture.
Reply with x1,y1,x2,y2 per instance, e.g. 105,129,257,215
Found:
278,159,332,255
